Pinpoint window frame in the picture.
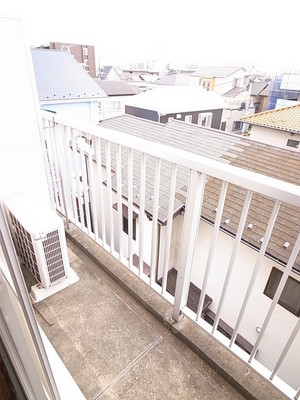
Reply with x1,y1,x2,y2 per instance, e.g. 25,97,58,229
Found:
122,215,136,240
233,120,242,131
287,139,300,148
198,112,212,127
264,267,300,317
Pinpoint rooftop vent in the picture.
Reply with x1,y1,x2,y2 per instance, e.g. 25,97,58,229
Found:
283,242,290,249
224,219,230,225
247,223,253,230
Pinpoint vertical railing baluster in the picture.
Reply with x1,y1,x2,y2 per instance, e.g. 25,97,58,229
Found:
249,229,300,362
52,123,66,214
71,129,85,229
270,317,300,381
105,141,114,252
138,153,147,276
150,157,161,285
127,148,134,268
95,137,106,246
212,189,253,334
40,118,56,211
46,121,60,209
173,170,206,322
230,199,281,348
162,163,177,294
116,144,123,260
86,137,99,240
197,180,228,320
79,138,92,234
62,126,76,222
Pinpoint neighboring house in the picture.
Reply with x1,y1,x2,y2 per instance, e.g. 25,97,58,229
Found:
241,104,300,150
187,66,254,133
190,66,246,95
31,48,107,123
123,68,161,91
44,42,97,77
266,73,300,110
124,85,227,130
99,66,121,81
98,115,300,389
250,82,270,113
222,86,255,133
94,79,141,118
155,69,196,86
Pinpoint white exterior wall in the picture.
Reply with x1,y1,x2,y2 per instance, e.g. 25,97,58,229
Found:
0,15,84,400
41,100,100,124
214,70,246,95
168,216,300,389
250,126,300,151
276,99,300,109
226,106,255,133
0,17,50,205
101,96,127,120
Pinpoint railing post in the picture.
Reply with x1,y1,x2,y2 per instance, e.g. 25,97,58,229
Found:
173,170,206,322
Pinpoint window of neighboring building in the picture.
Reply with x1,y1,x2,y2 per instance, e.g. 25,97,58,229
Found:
109,101,121,111
264,267,300,317
233,121,242,131
122,216,136,240
113,203,137,241
287,139,300,148
83,47,88,56
185,115,192,123
84,59,89,66
201,80,211,91
198,113,212,127
233,78,239,87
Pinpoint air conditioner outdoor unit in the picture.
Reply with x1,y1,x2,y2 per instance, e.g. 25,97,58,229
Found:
3,193,78,302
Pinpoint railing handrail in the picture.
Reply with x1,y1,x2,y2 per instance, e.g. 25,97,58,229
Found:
41,111,300,207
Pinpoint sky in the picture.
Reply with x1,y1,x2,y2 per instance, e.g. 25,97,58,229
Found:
2,0,300,74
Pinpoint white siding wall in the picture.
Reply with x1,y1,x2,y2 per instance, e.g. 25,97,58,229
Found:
169,216,300,389
250,126,300,151
214,70,246,95
41,100,100,124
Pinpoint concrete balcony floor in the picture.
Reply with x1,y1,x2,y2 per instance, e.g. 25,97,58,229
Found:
19,222,288,400
22,238,244,400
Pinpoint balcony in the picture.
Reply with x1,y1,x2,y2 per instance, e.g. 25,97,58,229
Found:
19,110,299,399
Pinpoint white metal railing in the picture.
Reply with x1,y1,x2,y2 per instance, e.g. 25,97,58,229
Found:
41,111,300,399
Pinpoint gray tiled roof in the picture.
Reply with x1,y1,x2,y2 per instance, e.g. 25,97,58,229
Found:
100,115,300,270
223,87,247,98
94,79,141,96
191,66,245,78
250,82,269,96
155,71,192,86
31,49,107,101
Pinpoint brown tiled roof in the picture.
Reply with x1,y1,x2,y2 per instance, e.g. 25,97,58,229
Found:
241,104,300,133
100,115,300,271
